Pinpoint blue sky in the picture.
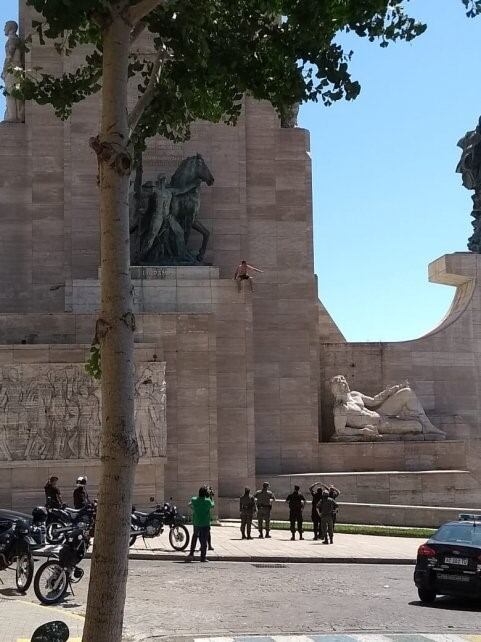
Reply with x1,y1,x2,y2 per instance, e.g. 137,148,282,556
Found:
2,1,480,341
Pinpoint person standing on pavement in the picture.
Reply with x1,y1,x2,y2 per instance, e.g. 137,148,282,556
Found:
207,485,215,551
73,476,90,509
44,476,62,509
317,489,338,544
239,487,256,539
254,481,275,538
186,486,214,562
285,485,306,540
328,484,341,531
309,482,324,540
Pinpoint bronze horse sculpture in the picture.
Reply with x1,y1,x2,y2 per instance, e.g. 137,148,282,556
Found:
129,153,214,265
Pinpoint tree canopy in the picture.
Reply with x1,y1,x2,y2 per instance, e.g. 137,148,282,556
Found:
17,0,431,150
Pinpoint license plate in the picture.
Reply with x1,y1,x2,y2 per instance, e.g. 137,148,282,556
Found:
437,572,470,582
445,556,469,566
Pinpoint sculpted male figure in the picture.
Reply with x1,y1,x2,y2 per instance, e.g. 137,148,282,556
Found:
330,375,445,440
456,117,481,252
2,21,24,123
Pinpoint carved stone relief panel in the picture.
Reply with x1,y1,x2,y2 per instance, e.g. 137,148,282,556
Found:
0,363,166,461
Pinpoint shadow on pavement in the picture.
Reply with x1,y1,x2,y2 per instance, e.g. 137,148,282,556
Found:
409,597,481,612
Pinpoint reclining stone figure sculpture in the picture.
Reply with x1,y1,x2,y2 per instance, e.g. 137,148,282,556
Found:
329,375,446,441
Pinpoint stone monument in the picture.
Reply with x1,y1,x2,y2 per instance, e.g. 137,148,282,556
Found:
457,117,481,252
0,363,166,462
329,375,446,441
130,153,214,265
1,20,24,123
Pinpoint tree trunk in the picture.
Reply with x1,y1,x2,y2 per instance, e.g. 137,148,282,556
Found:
83,7,137,642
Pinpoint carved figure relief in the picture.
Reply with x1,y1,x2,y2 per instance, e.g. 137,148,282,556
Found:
329,375,446,442
0,363,166,461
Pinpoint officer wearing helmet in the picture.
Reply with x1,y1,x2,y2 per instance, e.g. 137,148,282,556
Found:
73,476,90,509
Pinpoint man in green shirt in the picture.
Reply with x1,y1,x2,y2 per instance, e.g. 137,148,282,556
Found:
185,486,214,562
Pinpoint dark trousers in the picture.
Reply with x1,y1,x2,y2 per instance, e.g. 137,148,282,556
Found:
321,515,334,541
189,525,210,560
289,510,303,535
240,513,253,538
257,508,271,534
312,512,320,538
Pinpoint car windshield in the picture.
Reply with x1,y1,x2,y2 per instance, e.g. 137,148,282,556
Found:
431,522,481,545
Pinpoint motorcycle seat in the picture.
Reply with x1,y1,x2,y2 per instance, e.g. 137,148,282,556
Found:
133,511,149,518
64,507,84,516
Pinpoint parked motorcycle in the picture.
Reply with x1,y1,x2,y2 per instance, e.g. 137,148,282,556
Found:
130,499,190,551
45,502,96,545
34,526,90,604
0,507,47,592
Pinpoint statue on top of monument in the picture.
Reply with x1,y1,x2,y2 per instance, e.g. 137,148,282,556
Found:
130,153,214,265
1,20,25,123
456,116,481,252
329,375,446,441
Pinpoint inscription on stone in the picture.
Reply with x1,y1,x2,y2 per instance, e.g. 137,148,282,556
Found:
0,363,166,461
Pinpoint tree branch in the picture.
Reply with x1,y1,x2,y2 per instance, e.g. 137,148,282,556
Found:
130,20,147,44
127,0,169,25
128,50,164,137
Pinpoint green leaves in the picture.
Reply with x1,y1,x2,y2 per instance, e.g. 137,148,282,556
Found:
463,0,481,17
85,342,102,380
21,1,477,149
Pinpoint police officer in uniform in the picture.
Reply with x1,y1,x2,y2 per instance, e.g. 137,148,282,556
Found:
286,485,306,540
239,487,256,539
73,476,90,509
44,476,62,509
317,489,338,544
254,481,275,538
309,482,324,540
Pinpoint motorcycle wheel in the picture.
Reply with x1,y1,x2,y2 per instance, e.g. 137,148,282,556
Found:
16,553,34,593
169,524,190,551
46,521,67,545
34,561,69,605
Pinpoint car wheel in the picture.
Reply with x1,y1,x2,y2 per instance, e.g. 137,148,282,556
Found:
418,587,436,604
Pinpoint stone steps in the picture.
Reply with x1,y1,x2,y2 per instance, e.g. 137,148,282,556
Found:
219,497,481,528
255,469,480,507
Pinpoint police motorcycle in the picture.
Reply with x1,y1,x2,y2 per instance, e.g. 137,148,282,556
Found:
0,506,47,592
34,524,90,604
45,501,96,545
130,497,190,551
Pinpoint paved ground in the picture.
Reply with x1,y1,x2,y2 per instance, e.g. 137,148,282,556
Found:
0,596,83,642
194,637,481,642
195,634,481,642
127,524,424,562
1,561,481,641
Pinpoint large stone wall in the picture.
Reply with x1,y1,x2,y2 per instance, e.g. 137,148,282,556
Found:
320,253,481,442
0,362,166,462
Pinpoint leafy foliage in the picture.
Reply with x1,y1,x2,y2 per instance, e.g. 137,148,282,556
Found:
20,0,433,149
463,0,481,18
85,342,101,380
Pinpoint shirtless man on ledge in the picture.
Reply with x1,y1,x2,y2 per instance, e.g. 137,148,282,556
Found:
234,260,263,292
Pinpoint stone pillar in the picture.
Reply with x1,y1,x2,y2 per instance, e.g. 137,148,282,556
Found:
245,97,320,474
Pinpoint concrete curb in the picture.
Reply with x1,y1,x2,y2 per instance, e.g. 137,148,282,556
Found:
34,550,415,564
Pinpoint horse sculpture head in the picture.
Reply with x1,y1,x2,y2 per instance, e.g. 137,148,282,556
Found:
170,153,214,189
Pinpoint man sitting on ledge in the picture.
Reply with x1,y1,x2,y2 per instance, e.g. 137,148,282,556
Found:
329,375,446,441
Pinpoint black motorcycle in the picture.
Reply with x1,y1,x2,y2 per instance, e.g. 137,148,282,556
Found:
45,502,96,545
0,507,47,592
34,526,90,604
130,499,190,551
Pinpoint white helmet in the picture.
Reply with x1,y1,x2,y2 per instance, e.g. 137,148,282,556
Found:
76,476,87,485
